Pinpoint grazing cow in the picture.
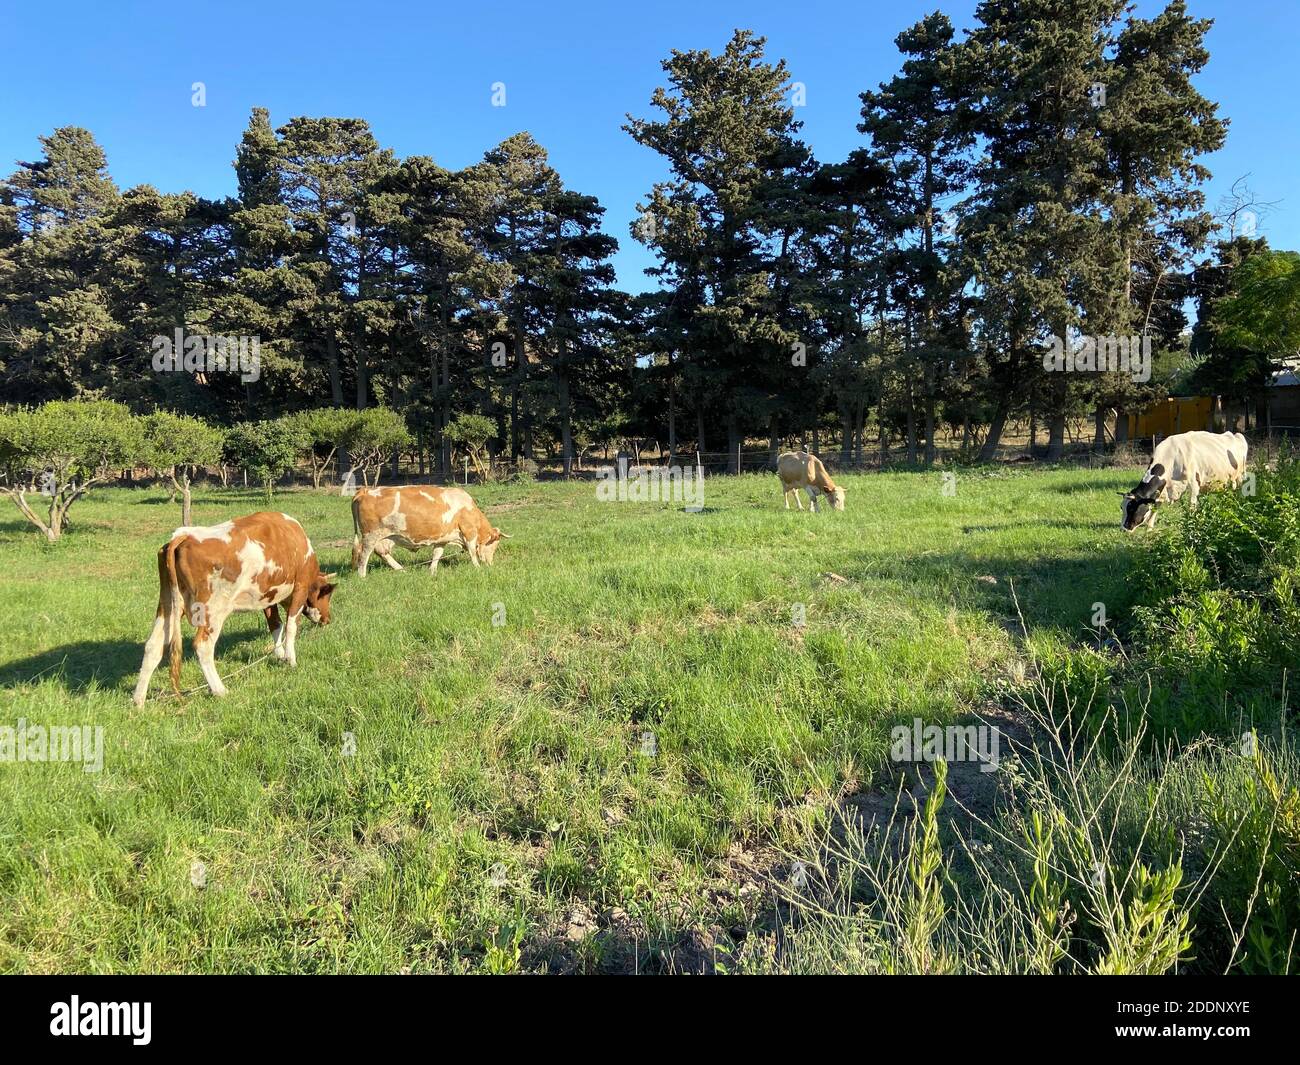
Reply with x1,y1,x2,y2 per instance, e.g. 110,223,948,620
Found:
351,485,508,577
132,512,335,705
1121,430,1248,531
777,451,846,511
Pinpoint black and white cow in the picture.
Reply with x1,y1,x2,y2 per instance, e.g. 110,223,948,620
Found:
1121,430,1248,531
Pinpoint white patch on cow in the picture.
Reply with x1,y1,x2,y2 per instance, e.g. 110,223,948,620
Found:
440,492,469,526
260,582,293,607
382,493,408,531
279,513,301,525
305,539,315,559
366,488,381,497
172,520,234,543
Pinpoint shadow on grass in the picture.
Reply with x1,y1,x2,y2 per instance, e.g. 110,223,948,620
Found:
960,518,1113,534
841,543,1143,634
1047,479,1132,495
0,629,267,694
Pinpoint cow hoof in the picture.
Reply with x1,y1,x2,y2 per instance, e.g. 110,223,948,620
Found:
210,686,229,698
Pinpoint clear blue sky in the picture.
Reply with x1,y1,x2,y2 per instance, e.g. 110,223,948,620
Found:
3,0,1295,291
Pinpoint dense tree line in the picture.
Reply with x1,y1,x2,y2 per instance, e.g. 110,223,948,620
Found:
0,1,1290,476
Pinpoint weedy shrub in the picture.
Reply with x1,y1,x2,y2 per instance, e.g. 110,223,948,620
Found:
1034,453,1300,743
1126,452,1300,738
757,678,1295,974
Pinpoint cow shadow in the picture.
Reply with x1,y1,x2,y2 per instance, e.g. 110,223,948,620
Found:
0,629,267,695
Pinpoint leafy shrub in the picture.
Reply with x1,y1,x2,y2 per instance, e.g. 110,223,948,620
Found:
0,399,145,539
224,418,308,502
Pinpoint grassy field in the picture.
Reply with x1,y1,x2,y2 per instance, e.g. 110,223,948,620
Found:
0,464,1146,973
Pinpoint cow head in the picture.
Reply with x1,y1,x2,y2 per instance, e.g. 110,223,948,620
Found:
1120,464,1165,531
303,573,337,624
478,528,509,566
827,485,847,511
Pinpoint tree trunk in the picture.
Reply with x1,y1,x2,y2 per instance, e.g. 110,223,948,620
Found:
905,380,918,465
1092,407,1107,453
1046,369,1068,460
181,473,193,526
667,362,677,460
923,364,937,467
558,372,574,478
327,335,344,407
979,400,1010,463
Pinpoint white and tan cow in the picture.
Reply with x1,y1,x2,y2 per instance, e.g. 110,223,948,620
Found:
351,485,507,577
1121,430,1249,531
132,512,336,705
777,451,846,512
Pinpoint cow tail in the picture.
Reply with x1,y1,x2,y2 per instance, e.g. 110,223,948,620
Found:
350,495,363,570
163,539,184,696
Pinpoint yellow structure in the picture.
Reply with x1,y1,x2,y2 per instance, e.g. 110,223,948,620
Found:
1126,396,1215,439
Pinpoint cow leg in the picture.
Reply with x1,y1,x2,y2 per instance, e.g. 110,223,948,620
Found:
428,546,445,572
355,532,387,578
283,610,301,668
132,610,169,706
806,486,818,512
194,609,230,697
377,540,404,571
1186,479,1201,510
265,606,286,658
464,538,480,566
794,488,803,510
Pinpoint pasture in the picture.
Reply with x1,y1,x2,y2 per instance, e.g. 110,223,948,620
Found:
0,465,1143,973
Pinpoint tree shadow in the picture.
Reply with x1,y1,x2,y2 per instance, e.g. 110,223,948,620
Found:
0,629,267,695
1047,479,1132,495
960,518,1113,534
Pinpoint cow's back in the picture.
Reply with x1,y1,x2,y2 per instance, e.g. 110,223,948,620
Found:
1151,431,1246,492
170,511,315,609
778,452,814,485
353,485,481,545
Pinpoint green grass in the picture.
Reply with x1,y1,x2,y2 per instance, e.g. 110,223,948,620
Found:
0,465,1144,972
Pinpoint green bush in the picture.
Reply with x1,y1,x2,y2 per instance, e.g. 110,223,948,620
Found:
223,418,308,502
0,399,145,539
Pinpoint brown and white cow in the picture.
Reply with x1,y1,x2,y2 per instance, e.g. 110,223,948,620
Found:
132,512,336,705
777,451,846,512
351,485,508,577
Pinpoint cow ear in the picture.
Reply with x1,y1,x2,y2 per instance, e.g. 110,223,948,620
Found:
1149,463,1165,478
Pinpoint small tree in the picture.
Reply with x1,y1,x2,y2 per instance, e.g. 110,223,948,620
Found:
141,411,224,524
224,418,308,503
0,400,145,540
342,408,412,487
1215,250,1300,377
443,413,496,478
285,408,361,489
